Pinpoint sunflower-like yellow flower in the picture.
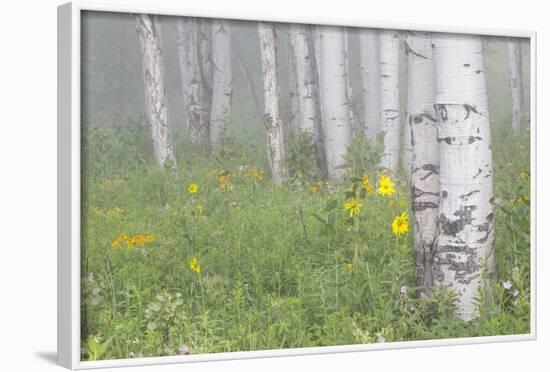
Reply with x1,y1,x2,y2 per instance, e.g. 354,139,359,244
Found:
189,257,201,273
218,175,234,191
361,174,374,195
377,175,396,197
113,233,155,249
343,199,362,218
392,212,409,236
188,183,199,194
250,166,264,181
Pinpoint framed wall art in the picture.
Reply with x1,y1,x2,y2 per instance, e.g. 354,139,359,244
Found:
58,1,536,369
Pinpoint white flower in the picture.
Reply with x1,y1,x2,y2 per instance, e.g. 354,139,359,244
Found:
503,280,512,290
400,286,407,295
513,288,520,297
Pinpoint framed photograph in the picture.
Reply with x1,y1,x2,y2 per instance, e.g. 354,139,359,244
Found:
58,1,536,369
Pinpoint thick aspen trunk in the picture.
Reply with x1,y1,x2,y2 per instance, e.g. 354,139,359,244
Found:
507,38,522,133
210,20,233,146
258,22,287,184
290,24,325,172
433,34,496,321
312,25,326,150
185,18,211,147
344,28,356,131
287,31,300,132
359,29,381,142
319,26,352,180
406,31,438,292
402,34,413,178
135,14,176,168
379,30,401,174
199,19,213,96
176,18,193,124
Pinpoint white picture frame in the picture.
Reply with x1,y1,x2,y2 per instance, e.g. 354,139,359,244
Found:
58,1,537,369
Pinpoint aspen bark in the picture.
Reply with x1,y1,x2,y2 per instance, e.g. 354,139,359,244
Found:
406,31,438,291
379,30,401,174
258,22,287,184
359,29,381,142
210,20,233,146
402,34,413,178
433,34,496,321
135,14,176,168
319,26,352,180
287,30,300,132
344,28,356,131
290,24,325,171
507,38,522,133
185,18,211,147
176,18,193,123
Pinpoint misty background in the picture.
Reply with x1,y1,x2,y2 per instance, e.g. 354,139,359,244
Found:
81,11,531,158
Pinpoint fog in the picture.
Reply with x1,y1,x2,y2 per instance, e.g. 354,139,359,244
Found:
81,11,530,146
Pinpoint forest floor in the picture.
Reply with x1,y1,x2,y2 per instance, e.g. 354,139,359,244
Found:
80,123,531,361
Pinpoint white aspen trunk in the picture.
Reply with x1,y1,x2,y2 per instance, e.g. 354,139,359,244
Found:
518,40,528,121
312,25,326,144
258,22,287,184
433,34,496,321
406,31,438,292
313,26,322,79
290,24,325,168
199,19,213,97
319,26,352,180
507,38,522,133
176,18,193,124
185,18,211,147
344,28,356,132
210,20,233,146
286,31,300,132
402,36,413,178
359,29,381,142
135,14,176,168
379,30,401,174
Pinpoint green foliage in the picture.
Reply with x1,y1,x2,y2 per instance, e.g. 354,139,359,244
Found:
344,135,383,181
80,119,531,361
285,129,322,185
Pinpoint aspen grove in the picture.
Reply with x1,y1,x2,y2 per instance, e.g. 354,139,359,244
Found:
80,11,531,360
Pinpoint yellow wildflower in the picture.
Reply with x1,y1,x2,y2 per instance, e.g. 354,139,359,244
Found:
377,175,396,197
144,235,155,243
250,166,264,181
189,257,201,273
195,204,204,215
188,183,199,194
343,199,362,218
309,184,319,193
392,212,409,236
361,174,374,195
218,174,234,191
346,262,353,270
111,239,120,248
